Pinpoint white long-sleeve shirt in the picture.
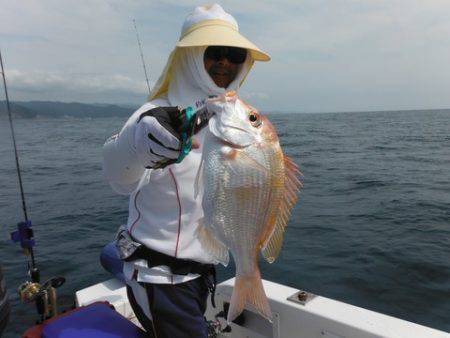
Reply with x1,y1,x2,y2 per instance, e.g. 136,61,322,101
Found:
103,97,216,284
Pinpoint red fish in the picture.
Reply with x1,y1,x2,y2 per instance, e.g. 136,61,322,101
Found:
196,92,302,322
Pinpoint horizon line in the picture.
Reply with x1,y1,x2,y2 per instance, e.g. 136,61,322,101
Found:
2,99,450,115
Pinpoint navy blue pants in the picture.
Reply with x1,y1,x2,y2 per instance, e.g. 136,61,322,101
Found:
127,277,209,338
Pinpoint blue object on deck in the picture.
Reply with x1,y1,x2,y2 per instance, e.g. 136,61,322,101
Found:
100,242,125,283
42,302,146,338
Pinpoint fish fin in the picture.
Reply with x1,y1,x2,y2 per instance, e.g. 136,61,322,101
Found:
223,149,269,177
219,149,270,189
194,155,204,198
197,220,229,266
261,223,284,264
228,270,272,323
235,150,270,174
261,156,302,263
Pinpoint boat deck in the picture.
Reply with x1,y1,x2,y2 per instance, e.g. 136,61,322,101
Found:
76,278,449,338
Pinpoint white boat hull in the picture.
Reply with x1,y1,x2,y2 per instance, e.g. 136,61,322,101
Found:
75,278,449,338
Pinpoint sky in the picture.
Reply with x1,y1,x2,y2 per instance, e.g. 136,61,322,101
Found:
1,0,450,112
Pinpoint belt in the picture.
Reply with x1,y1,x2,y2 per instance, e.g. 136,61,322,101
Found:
120,232,217,307
128,243,213,276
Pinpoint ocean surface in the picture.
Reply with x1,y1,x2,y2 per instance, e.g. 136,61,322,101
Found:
0,109,449,336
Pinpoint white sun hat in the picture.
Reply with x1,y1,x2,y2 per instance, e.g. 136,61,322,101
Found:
149,4,270,100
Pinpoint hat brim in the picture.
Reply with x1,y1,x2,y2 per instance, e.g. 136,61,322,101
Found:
176,23,270,62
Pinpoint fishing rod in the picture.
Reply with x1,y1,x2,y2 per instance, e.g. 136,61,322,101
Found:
0,49,38,278
1,48,65,323
133,19,151,96
1,51,30,226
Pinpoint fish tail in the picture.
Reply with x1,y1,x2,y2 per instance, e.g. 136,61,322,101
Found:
227,269,272,323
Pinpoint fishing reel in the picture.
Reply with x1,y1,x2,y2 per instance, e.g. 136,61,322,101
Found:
11,220,66,322
18,281,40,303
18,276,66,321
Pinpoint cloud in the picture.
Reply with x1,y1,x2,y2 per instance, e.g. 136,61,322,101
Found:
7,69,150,103
1,1,450,111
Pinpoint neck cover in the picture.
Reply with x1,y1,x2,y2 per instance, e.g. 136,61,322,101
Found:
167,46,252,108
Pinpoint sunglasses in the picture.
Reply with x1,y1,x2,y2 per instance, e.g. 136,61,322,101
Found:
204,46,247,64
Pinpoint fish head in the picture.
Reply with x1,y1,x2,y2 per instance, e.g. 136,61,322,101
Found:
206,92,278,148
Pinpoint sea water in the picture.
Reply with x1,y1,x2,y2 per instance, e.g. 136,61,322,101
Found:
0,109,449,336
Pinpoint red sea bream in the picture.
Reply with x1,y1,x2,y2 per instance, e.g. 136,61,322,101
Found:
196,92,302,323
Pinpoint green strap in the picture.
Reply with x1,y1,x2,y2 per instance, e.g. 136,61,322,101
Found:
176,106,194,163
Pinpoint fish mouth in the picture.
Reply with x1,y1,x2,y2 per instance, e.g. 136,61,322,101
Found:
218,137,245,148
213,124,251,148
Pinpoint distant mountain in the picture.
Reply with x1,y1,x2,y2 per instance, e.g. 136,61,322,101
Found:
0,102,37,118
1,101,138,118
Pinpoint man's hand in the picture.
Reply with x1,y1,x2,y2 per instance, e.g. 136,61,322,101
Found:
134,106,202,169
135,106,182,169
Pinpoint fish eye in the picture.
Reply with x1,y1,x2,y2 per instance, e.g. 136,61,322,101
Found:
248,111,261,127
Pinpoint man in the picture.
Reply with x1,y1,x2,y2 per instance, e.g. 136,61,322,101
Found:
103,4,269,337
